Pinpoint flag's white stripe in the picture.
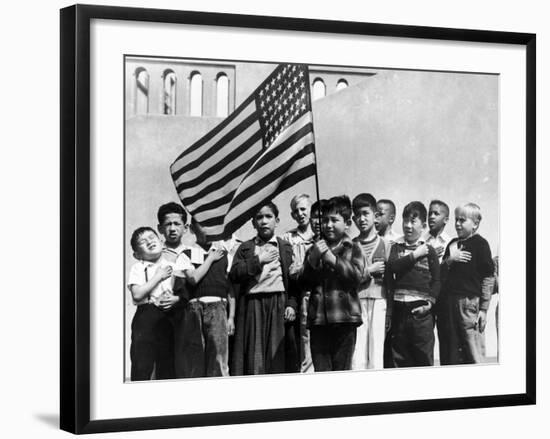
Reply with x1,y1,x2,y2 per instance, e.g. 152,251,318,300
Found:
171,99,257,175
173,119,261,186
223,152,316,227
238,112,312,181
233,130,314,201
180,112,311,212
177,135,262,204
200,224,225,239
189,132,314,221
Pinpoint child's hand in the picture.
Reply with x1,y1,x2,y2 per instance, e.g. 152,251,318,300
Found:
368,261,385,277
477,309,488,333
308,240,326,266
227,317,235,336
207,246,226,262
156,265,173,281
158,292,179,310
412,244,429,259
433,245,445,257
284,306,296,322
411,301,432,317
448,243,472,264
259,247,279,265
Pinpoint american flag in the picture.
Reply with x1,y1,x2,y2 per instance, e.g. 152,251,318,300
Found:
170,63,317,241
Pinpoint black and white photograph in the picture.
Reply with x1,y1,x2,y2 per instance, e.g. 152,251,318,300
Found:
124,56,500,381
51,2,537,435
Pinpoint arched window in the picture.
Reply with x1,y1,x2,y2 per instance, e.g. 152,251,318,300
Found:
216,73,229,117
163,70,177,115
135,68,149,115
311,78,326,101
336,79,349,92
189,72,203,116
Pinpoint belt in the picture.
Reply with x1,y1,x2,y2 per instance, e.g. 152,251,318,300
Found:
189,296,226,304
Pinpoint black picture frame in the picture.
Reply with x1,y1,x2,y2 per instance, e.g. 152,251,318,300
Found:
60,4,536,434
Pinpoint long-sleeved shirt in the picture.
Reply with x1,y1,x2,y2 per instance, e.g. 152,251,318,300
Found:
388,239,441,303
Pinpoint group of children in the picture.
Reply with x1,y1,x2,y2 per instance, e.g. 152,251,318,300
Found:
128,194,497,380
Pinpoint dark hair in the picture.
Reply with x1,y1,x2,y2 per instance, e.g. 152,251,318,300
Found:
429,199,450,217
311,199,328,216
377,199,396,216
311,198,328,216
352,193,377,213
254,201,279,218
130,226,158,252
402,201,428,223
157,202,187,225
326,195,352,221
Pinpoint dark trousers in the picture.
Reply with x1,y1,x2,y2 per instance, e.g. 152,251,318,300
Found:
130,304,175,381
310,324,357,371
390,301,434,367
437,294,483,365
180,300,229,378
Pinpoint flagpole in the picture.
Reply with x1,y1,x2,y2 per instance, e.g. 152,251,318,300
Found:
304,65,323,236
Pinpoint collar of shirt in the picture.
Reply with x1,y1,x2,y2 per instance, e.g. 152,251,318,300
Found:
422,230,451,244
289,226,315,242
254,235,279,247
395,236,426,247
163,243,189,256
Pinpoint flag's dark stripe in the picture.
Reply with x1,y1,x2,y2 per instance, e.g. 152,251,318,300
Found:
183,123,311,209
170,93,256,164
229,145,315,210
243,122,312,180
198,146,314,228
171,111,260,181
181,146,263,212
208,164,317,241
174,129,263,195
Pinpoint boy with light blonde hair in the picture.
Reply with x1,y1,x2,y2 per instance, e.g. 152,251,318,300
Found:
438,203,495,364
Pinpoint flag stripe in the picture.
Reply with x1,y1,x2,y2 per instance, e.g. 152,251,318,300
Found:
175,128,262,197
170,93,255,164
243,120,313,183
170,64,317,241
197,145,314,228
182,148,262,212
208,164,317,240
226,146,315,221
191,135,314,224
182,113,312,212
171,108,258,181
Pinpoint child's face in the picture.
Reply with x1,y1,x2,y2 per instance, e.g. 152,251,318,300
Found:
158,213,187,247
291,199,311,229
253,206,279,241
428,204,448,235
322,210,350,244
455,210,477,239
402,215,425,244
353,206,376,235
310,209,322,237
374,202,393,235
134,230,163,262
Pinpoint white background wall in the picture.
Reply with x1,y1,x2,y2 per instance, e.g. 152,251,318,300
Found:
0,0,546,438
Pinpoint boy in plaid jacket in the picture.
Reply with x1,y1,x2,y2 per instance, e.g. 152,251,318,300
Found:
299,195,364,371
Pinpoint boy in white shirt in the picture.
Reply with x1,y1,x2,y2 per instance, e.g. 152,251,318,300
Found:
128,226,187,380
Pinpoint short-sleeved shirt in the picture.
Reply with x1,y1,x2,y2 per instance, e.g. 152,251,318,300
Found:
128,255,193,306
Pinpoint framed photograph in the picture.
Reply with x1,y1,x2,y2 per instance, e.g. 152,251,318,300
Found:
60,4,536,434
